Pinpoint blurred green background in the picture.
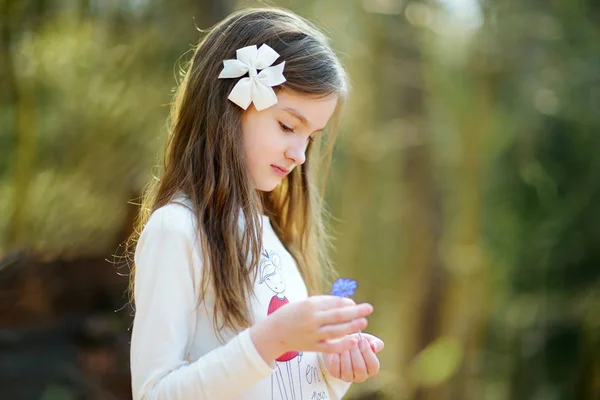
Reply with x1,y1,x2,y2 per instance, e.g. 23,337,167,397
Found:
1,0,599,399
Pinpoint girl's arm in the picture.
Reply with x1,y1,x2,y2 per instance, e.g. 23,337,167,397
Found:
130,205,274,400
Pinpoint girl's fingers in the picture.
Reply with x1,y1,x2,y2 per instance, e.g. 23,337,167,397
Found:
322,338,380,382
311,295,356,310
317,318,368,340
317,336,358,354
370,338,385,353
325,353,341,379
350,341,368,382
361,339,381,376
317,303,373,325
340,349,353,381
354,332,385,353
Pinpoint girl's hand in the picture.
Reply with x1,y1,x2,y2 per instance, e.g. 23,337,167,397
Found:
250,295,373,365
322,332,384,383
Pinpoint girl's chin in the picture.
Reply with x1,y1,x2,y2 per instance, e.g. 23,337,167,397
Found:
255,180,281,192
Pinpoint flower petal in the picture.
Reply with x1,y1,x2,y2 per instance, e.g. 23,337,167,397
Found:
251,80,278,111
218,59,248,79
227,77,253,110
256,61,286,87
254,44,280,69
236,45,258,67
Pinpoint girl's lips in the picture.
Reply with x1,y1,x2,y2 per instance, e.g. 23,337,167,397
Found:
271,165,288,177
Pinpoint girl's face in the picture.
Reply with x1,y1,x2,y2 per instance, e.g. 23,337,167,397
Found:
241,89,338,192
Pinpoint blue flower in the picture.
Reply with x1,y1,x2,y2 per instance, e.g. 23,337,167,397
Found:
331,278,358,298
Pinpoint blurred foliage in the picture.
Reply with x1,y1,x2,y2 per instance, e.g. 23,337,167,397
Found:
1,0,599,399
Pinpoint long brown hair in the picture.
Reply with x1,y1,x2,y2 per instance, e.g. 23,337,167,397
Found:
126,7,349,333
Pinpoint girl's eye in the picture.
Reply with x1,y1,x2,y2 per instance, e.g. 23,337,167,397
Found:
279,122,294,133
279,121,314,142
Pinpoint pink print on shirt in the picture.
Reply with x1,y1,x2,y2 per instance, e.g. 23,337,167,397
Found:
268,296,300,362
259,249,305,400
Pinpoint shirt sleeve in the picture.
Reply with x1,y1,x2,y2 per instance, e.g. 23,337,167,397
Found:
130,205,275,400
317,353,353,399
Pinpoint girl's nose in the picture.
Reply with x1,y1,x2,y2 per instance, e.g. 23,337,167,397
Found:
285,145,306,166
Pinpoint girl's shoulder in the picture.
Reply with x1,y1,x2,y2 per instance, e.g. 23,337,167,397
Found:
142,193,197,240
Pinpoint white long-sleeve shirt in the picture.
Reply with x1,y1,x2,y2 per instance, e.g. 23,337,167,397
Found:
130,195,352,399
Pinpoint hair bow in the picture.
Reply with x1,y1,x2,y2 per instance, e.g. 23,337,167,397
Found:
218,44,286,111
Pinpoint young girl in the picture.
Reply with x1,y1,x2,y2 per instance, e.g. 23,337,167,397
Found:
128,7,384,400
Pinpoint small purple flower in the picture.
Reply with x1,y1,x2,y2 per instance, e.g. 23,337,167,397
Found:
331,278,358,298
331,277,364,346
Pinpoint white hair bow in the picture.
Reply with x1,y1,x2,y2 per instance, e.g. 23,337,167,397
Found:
218,44,286,111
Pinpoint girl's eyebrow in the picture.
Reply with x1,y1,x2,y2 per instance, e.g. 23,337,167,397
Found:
282,107,325,132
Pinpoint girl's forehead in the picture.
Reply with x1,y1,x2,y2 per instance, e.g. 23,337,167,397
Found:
276,89,337,108
275,90,338,130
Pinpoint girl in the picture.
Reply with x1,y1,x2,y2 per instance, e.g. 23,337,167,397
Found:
128,7,384,400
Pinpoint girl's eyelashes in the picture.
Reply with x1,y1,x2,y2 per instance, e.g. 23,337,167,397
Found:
279,121,315,142
279,122,294,133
